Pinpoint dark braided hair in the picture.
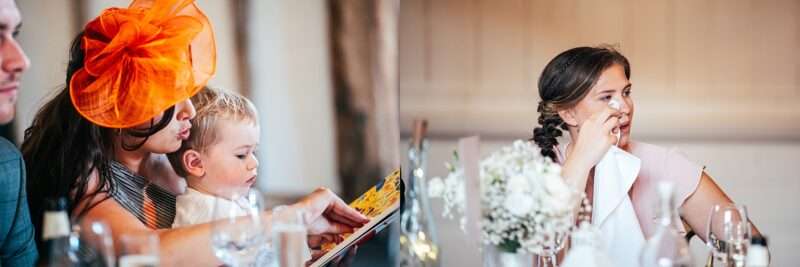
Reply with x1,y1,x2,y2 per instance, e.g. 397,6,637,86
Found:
532,46,630,161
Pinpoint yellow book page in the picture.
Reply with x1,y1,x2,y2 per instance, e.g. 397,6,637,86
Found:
321,169,400,251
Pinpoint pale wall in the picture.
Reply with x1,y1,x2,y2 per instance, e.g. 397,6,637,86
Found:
247,0,339,195
400,0,800,140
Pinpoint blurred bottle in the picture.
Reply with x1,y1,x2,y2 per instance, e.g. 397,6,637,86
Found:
38,197,79,267
399,119,440,267
640,182,692,267
561,221,614,267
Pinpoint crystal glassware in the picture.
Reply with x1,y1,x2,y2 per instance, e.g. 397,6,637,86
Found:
118,232,159,267
211,189,270,267
706,203,750,266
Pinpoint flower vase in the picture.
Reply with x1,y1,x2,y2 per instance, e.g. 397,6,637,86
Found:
534,229,569,267
484,246,533,267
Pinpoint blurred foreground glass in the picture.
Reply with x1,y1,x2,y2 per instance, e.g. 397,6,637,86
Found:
211,189,270,267
706,204,750,266
118,232,159,267
272,205,310,267
75,218,115,267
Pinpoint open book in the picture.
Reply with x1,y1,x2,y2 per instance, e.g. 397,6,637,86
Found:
309,169,401,267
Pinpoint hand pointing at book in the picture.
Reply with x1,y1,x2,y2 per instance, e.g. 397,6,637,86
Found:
290,187,370,235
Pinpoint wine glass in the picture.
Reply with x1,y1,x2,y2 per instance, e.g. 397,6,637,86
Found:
537,230,569,267
724,211,751,265
706,204,749,265
118,232,159,267
74,218,115,267
211,188,270,267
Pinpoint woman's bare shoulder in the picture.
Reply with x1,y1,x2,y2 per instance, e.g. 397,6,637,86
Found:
78,188,151,237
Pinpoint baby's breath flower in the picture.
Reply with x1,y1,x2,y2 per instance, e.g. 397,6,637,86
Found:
427,140,580,254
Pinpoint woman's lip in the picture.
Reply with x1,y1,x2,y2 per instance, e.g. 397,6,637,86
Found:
0,83,19,92
0,86,17,95
246,176,256,184
177,128,190,139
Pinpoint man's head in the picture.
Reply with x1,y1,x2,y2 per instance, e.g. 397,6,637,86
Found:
0,0,29,124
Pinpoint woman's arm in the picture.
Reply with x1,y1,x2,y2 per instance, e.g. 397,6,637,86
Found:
679,172,761,243
77,187,369,267
560,106,622,193
79,194,226,267
75,170,220,266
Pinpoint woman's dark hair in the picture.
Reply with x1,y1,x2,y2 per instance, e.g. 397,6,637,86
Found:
532,46,630,161
22,32,175,250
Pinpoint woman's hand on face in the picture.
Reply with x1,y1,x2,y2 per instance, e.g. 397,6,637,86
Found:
291,187,370,235
571,106,621,169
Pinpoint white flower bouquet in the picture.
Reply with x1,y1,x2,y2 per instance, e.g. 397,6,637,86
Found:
428,140,580,254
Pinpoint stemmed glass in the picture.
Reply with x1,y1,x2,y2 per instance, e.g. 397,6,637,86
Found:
534,211,573,267
706,204,750,266
74,218,115,267
211,188,271,267
537,230,569,267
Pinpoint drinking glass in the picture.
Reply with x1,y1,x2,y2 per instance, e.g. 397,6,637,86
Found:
272,205,310,267
118,232,159,267
211,189,269,267
706,204,749,266
75,218,115,267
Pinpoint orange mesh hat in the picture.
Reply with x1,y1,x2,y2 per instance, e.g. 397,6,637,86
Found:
70,0,216,128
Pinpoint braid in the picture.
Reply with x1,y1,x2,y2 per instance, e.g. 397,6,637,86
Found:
531,101,563,161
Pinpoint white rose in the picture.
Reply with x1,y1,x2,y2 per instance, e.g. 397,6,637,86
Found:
504,192,534,217
428,177,445,198
506,175,530,193
541,176,574,213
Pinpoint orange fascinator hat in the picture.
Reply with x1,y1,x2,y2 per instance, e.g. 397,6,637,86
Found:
70,0,216,128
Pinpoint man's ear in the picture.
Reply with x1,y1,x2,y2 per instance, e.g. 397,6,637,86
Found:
182,149,205,177
557,108,579,128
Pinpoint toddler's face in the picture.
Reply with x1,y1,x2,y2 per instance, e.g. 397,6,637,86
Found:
199,119,260,197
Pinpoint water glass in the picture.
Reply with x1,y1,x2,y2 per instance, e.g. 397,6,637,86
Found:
75,219,115,267
118,232,159,267
706,204,749,265
211,189,270,267
272,206,310,267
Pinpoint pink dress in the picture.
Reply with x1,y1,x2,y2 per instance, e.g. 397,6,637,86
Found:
556,141,703,238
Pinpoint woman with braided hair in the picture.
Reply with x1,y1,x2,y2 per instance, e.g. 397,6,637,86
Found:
531,46,762,265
